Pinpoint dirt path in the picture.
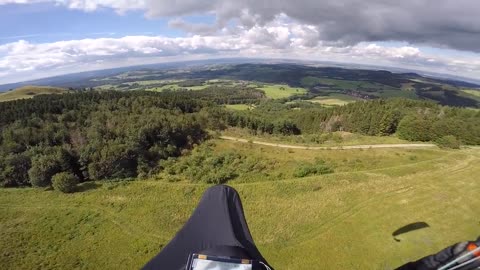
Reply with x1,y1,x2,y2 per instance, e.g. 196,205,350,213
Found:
219,136,436,150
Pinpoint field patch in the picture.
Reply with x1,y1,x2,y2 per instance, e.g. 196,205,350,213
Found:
301,76,398,91
257,84,307,99
0,86,68,102
147,84,209,92
225,104,253,110
309,93,360,106
462,89,480,96
461,89,480,98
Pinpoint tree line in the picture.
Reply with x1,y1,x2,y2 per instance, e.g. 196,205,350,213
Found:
232,99,480,144
1,89,478,188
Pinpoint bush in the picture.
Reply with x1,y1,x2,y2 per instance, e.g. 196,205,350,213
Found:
435,135,461,149
206,170,237,184
28,156,60,187
293,159,334,178
396,114,434,142
0,154,31,187
51,172,79,193
160,143,273,183
27,147,75,187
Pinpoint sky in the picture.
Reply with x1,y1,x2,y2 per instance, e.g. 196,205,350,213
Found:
0,0,479,84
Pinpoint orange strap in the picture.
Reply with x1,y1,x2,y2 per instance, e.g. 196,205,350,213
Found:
467,243,480,257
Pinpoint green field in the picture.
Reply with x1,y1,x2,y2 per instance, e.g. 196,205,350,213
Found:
225,104,252,110
461,89,480,98
95,84,117,90
258,84,307,99
147,84,209,92
96,79,247,93
376,90,419,99
0,86,67,102
1,139,479,269
301,76,398,91
125,80,178,86
309,93,360,106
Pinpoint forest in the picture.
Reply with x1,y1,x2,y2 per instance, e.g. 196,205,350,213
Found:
0,89,479,188
0,91,211,187
227,99,480,144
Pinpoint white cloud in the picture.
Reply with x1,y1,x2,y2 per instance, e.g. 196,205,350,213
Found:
1,18,480,84
2,0,480,53
0,0,146,12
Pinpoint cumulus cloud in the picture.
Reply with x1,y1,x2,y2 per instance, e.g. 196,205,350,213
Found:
0,0,145,12
168,18,219,36
1,0,480,83
2,0,480,52
1,21,480,84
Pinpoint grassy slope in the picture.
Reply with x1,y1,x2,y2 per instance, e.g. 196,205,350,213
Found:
1,140,479,270
0,86,67,102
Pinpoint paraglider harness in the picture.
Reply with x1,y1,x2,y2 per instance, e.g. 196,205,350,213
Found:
142,184,479,270
186,253,272,270
142,185,274,270
398,240,480,270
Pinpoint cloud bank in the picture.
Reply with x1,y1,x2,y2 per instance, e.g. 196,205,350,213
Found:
2,0,479,52
0,0,479,83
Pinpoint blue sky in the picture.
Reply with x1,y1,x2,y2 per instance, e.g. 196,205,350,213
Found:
0,3,183,44
0,0,479,84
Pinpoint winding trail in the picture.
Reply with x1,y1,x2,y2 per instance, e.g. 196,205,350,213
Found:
219,136,436,150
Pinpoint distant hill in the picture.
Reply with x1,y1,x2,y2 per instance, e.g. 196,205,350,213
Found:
0,86,68,102
2,58,478,91
0,61,478,107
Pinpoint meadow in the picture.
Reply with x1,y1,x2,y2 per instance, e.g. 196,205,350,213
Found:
257,84,307,99
1,139,479,270
225,104,253,110
0,86,67,102
309,93,360,106
147,84,209,92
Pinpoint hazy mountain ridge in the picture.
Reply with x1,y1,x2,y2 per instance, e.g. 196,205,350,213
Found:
1,59,479,91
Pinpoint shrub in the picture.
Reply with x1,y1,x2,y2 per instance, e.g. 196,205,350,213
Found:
161,143,273,183
332,133,343,143
435,135,461,149
397,114,434,141
315,163,334,175
28,156,60,187
0,154,31,187
51,172,79,193
28,147,75,187
205,170,237,184
293,159,334,178
293,165,317,178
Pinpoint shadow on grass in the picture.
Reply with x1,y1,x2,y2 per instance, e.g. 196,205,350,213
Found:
77,182,102,193
392,221,430,242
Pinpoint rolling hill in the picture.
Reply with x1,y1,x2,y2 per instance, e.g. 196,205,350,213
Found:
0,86,68,102
1,61,479,107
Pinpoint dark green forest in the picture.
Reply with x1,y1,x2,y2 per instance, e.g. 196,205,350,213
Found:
1,89,479,188
0,91,210,187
